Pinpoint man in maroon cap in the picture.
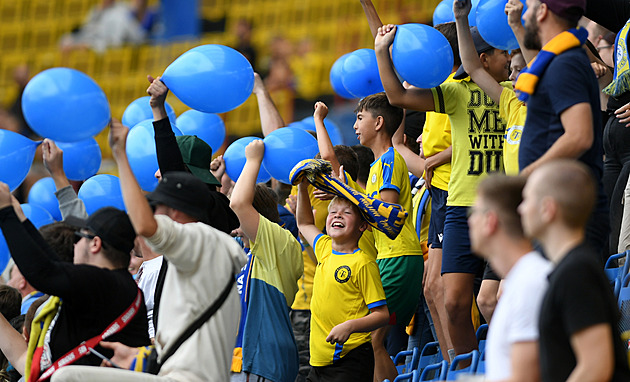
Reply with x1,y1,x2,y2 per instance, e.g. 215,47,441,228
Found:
519,0,610,261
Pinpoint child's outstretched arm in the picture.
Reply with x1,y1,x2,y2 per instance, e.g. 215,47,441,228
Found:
253,72,286,137
359,0,384,39
313,101,342,177
374,25,436,112
229,140,264,241
326,305,389,345
296,180,321,248
454,0,504,104
506,0,538,63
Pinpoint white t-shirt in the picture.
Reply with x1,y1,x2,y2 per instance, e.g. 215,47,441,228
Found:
486,251,552,380
137,255,163,338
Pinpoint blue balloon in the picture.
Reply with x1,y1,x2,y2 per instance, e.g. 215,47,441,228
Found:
262,128,319,184
298,117,344,146
0,233,9,274
224,137,272,183
176,110,226,153
433,0,479,26
122,96,177,128
433,0,455,25
392,24,454,88
21,204,55,228
0,130,39,191
330,53,356,99
476,0,527,51
22,68,110,142
162,45,255,113
28,177,62,221
126,119,183,192
56,138,102,181
341,49,385,98
78,174,126,215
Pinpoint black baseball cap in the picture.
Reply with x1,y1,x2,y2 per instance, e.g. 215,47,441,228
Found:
147,171,211,223
64,207,136,255
454,27,495,80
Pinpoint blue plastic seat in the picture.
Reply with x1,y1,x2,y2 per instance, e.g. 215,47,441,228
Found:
446,350,480,380
418,341,443,373
419,360,449,381
475,324,488,355
392,347,420,374
604,250,630,298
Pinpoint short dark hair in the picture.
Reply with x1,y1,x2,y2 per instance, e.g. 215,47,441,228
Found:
0,285,21,322
351,145,375,185
39,222,78,263
434,22,462,67
334,145,359,181
354,92,404,138
253,184,281,224
477,175,527,238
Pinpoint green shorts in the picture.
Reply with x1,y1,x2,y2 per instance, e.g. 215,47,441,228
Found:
377,255,423,326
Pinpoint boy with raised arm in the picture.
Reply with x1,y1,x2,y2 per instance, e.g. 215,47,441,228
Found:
374,19,510,358
353,93,424,381
296,178,388,382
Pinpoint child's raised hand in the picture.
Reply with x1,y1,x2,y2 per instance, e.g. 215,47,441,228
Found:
505,0,524,28
146,75,169,108
374,24,397,51
314,101,329,121
210,155,226,180
109,118,129,157
326,321,353,345
244,139,265,162
42,139,64,177
453,0,472,19
252,72,265,95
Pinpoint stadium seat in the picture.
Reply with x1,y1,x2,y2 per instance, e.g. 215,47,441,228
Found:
475,349,486,374
475,323,488,355
384,369,421,382
419,360,449,381
604,250,630,298
392,347,420,374
418,341,443,373
618,273,630,335
446,350,480,380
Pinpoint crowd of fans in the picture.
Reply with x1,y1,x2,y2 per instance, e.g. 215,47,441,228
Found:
1,0,630,381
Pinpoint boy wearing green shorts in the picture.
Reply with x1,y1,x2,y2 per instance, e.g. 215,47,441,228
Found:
296,181,389,382
353,93,424,381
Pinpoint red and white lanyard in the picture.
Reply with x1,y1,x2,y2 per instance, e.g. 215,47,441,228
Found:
36,289,142,381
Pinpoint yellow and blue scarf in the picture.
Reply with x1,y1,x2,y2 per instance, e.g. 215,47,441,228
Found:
290,159,407,240
604,19,630,97
515,27,588,102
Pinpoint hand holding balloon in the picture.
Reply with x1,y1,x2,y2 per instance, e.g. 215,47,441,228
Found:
245,140,265,163
505,0,524,28
109,119,129,158
375,24,397,52
453,0,472,18
0,182,11,210
42,139,65,179
146,75,169,120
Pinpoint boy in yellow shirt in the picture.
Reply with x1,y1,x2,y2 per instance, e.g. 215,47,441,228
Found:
296,180,389,381
353,93,424,381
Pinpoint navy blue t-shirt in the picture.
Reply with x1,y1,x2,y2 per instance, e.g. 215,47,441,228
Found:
520,47,606,211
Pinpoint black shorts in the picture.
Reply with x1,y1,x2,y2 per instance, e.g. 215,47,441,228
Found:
427,187,448,249
306,342,374,382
